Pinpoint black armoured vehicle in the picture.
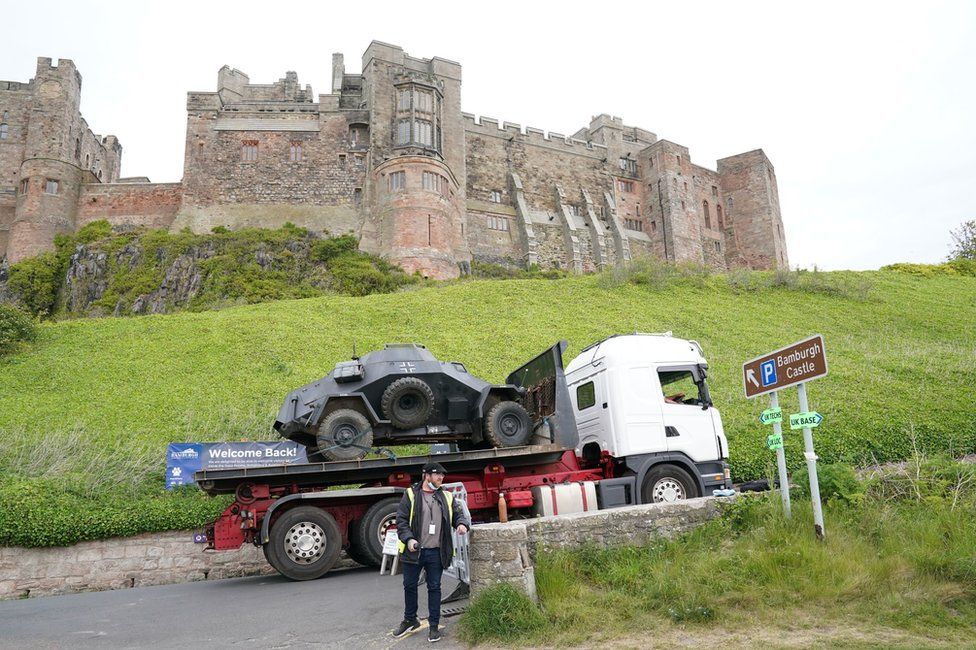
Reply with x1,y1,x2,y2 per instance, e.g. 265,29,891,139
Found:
274,343,565,461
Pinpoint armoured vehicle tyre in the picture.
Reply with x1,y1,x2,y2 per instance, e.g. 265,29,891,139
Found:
484,400,532,447
381,377,435,429
349,497,401,567
267,506,342,580
641,464,699,504
316,409,373,461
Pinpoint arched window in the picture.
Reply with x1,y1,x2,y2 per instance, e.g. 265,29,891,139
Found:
75,138,81,160
703,201,711,229
717,204,723,228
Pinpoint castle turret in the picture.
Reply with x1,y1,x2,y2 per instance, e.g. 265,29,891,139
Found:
717,149,788,269
357,42,470,279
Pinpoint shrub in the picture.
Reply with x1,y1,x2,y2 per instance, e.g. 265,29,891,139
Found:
882,261,976,278
6,252,64,316
311,234,358,261
458,583,546,642
794,462,864,505
74,219,113,244
0,304,37,355
328,252,416,296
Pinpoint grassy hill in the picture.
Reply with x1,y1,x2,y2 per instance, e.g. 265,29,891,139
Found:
1,267,974,546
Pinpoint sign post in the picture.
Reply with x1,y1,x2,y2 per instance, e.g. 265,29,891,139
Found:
767,391,791,518
743,334,828,539
797,382,825,539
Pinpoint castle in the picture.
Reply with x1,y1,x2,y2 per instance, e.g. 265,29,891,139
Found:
0,42,788,278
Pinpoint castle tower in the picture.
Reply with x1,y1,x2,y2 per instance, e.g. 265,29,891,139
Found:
3,58,121,263
717,150,788,269
357,42,469,279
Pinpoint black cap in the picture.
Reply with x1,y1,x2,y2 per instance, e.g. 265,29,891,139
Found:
422,461,446,475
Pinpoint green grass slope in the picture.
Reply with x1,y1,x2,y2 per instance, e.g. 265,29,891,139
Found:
1,270,974,545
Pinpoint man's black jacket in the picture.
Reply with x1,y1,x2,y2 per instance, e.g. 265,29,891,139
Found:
396,483,471,567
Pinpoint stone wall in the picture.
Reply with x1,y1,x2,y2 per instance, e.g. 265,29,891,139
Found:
76,182,183,230
467,496,731,601
0,530,275,600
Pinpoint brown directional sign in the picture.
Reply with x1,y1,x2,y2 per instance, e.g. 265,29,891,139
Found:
743,334,828,399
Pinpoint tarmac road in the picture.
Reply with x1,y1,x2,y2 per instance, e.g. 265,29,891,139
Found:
0,566,467,649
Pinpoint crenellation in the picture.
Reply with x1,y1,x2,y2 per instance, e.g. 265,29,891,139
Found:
1,43,786,274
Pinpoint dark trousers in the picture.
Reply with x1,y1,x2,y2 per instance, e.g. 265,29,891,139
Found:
403,548,443,626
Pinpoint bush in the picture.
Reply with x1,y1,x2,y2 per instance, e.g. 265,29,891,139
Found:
882,261,976,278
74,219,113,244
311,234,358,261
0,304,37,355
458,583,546,642
6,252,64,316
794,462,864,505
328,252,416,296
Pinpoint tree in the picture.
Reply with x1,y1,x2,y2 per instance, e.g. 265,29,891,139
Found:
948,220,976,261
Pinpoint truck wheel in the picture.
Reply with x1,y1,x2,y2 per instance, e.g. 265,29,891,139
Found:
484,401,532,448
641,464,699,504
317,409,373,461
349,496,401,567
266,506,342,581
381,377,435,429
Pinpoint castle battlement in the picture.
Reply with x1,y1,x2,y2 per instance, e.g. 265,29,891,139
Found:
462,113,609,155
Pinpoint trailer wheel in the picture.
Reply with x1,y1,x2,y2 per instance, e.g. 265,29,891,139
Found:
641,464,699,504
266,506,343,581
349,497,402,567
484,401,532,448
316,409,373,461
381,377,434,429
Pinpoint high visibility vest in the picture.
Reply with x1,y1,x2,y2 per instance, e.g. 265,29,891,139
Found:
398,487,454,554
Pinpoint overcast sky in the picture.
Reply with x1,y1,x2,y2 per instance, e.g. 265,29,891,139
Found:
3,1,974,270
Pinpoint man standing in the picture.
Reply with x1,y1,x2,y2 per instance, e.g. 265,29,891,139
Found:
392,461,471,643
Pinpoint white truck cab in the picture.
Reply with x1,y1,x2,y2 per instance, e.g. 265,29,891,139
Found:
565,333,731,503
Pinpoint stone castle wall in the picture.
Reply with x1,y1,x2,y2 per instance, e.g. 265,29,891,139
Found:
0,45,788,276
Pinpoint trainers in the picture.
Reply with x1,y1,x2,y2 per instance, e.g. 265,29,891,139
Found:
392,619,421,638
428,624,442,643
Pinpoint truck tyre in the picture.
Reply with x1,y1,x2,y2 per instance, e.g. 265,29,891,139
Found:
381,377,435,429
641,464,699,504
316,409,373,461
349,496,401,567
484,401,532,448
266,505,342,580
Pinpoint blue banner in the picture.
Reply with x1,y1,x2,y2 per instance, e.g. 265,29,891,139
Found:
165,441,308,489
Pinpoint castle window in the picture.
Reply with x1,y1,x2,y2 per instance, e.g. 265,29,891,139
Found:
422,171,440,192
618,157,637,174
338,154,346,167
19,178,28,194
397,89,412,111
618,179,634,193
681,200,686,210
703,201,711,229
711,185,718,197
1,123,8,140
684,182,688,191
414,91,433,112
487,215,510,231
389,171,406,192
636,203,641,217
354,187,362,207
717,204,723,228
75,138,81,160
289,141,303,162
415,120,433,146
440,175,449,196
45,179,59,194
676,154,681,165
348,124,368,147
396,120,411,145
241,141,258,162
726,197,733,217
715,241,722,252
672,177,677,188
651,220,657,232
489,190,502,203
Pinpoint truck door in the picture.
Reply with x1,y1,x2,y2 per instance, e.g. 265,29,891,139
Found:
571,371,609,452
657,366,720,462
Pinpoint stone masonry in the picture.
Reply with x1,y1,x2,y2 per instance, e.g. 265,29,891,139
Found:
468,496,732,601
1,45,788,277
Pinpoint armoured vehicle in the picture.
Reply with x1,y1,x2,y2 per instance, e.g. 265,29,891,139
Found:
274,343,565,461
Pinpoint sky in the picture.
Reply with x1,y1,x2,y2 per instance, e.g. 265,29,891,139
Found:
2,0,974,270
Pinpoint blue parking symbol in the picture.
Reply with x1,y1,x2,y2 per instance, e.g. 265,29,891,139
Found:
760,360,777,387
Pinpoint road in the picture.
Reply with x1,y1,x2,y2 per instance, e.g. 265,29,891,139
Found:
0,566,467,649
